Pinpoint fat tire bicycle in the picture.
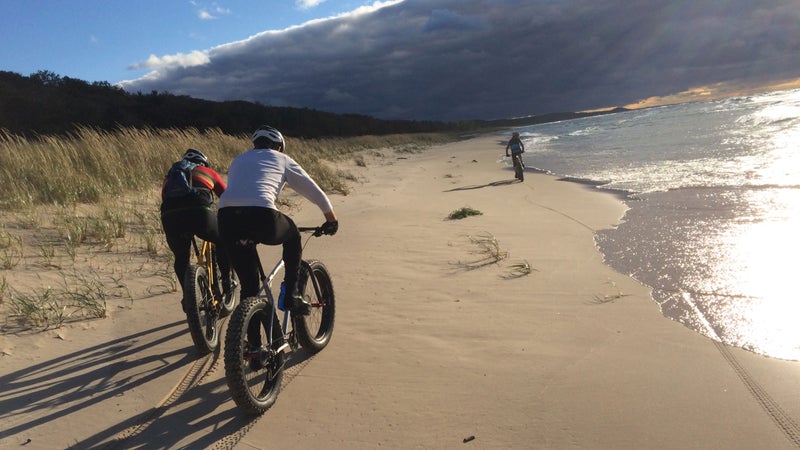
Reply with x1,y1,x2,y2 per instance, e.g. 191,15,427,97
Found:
184,238,239,355
511,152,525,181
224,226,335,415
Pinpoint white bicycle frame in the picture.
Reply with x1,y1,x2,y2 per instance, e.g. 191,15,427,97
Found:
257,258,292,354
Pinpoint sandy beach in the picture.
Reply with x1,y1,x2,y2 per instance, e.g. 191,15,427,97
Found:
2,134,800,449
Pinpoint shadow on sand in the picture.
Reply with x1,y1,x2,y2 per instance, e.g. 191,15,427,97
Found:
0,318,319,448
0,320,192,446
444,179,519,192
76,336,318,448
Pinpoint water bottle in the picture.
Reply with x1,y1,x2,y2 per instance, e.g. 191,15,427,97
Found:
277,282,286,311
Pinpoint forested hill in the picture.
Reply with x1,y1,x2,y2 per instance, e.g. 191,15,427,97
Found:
0,70,626,138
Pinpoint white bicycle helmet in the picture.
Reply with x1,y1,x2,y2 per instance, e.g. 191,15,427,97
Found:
183,148,210,167
251,125,285,151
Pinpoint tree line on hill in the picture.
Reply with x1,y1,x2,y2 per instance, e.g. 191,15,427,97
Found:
0,70,626,138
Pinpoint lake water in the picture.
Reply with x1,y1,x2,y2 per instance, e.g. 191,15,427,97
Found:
509,88,800,361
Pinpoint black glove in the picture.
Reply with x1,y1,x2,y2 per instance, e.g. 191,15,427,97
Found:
317,220,338,236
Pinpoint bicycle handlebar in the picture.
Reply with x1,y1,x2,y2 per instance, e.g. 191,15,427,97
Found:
298,226,333,237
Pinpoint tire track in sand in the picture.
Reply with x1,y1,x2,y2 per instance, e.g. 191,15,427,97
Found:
105,319,318,449
680,291,800,447
104,347,222,449
530,184,800,447
714,341,800,447
210,351,317,449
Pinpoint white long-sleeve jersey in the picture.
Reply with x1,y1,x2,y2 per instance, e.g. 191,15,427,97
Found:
218,148,333,213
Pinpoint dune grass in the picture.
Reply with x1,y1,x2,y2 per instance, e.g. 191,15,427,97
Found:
0,126,460,328
5,270,124,328
0,126,457,209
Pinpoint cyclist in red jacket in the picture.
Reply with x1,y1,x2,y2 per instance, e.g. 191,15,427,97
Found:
160,148,234,312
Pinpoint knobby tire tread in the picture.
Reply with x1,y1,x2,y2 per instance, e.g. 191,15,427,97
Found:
185,265,218,355
224,296,283,415
294,260,336,352
220,270,239,317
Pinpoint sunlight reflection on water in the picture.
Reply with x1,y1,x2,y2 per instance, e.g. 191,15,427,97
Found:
524,88,800,360
704,189,800,359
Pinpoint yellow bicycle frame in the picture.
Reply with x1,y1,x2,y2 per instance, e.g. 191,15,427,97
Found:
192,239,218,308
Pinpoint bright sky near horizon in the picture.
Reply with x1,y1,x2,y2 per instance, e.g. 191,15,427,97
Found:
1,0,373,85
3,0,800,120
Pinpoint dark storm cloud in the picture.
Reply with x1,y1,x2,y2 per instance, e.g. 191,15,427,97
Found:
120,0,800,120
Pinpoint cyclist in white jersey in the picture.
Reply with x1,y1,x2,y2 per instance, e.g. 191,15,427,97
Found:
218,126,338,314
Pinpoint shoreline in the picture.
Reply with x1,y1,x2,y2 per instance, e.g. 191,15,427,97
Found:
2,135,799,448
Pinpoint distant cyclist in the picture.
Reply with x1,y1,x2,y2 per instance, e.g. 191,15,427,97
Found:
160,149,233,312
217,125,338,315
505,132,526,181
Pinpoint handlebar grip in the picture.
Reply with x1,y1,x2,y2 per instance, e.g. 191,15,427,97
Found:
298,226,324,236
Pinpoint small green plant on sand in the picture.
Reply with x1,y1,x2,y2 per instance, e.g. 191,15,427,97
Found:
447,206,483,220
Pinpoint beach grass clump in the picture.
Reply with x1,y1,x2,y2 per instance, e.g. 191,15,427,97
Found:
469,232,508,263
5,271,126,328
451,232,509,270
448,206,483,220
0,276,7,305
0,233,23,270
149,260,178,296
38,242,57,267
503,260,536,279
0,229,16,250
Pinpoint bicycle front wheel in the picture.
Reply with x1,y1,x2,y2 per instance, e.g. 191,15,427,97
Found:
185,265,219,355
293,259,336,352
513,155,524,181
224,296,285,415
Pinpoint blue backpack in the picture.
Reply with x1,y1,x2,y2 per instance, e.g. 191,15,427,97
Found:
163,159,199,199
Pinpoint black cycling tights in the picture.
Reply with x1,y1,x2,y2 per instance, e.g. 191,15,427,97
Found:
217,207,302,299
161,207,231,296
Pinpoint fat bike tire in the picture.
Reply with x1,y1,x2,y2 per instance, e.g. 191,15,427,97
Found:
513,155,524,181
293,260,336,352
224,296,284,415
185,265,219,355
220,269,239,317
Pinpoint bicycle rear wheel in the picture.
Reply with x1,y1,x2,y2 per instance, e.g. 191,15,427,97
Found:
185,265,219,355
224,296,285,415
293,259,336,352
220,269,239,317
